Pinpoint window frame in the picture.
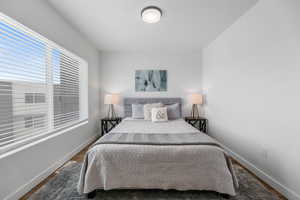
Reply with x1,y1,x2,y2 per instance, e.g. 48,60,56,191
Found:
0,12,89,156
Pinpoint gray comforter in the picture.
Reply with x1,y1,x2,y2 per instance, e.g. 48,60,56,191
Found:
78,119,238,195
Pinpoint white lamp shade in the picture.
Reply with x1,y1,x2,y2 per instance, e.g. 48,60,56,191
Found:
104,94,120,105
190,94,203,105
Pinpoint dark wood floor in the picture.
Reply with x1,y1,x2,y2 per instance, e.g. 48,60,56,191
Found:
20,140,287,200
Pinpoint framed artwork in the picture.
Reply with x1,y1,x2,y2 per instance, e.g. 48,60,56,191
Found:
135,70,167,92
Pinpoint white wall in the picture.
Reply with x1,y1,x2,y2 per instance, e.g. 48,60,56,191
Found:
0,0,100,199
99,52,202,117
202,0,300,199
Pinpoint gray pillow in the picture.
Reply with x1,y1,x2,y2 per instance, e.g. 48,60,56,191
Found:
166,103,181,120
132,104,144,119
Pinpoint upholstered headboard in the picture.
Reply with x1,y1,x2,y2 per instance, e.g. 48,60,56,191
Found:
124,97,182,118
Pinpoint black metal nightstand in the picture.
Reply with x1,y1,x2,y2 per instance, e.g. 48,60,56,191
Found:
101,117,122,136
184,117,208,134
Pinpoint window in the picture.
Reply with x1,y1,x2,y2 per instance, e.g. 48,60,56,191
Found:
24,116,33,128
35,93,45,103
0,12,88,153
24,115,46,129
25,93,34,103
25,93,46,104
52,50,80,128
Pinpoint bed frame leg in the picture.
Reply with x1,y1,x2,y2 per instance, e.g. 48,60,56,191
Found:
220,193,230,199
86,190,97,199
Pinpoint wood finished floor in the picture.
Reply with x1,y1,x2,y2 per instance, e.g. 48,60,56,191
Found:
20,140,287,200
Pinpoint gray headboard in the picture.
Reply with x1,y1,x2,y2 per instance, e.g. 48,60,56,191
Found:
124,97,182,118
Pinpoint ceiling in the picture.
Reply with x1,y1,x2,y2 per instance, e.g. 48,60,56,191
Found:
47,0,257,53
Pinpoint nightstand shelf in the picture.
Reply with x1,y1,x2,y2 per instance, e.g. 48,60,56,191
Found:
184,117,208,134
101,117,122,136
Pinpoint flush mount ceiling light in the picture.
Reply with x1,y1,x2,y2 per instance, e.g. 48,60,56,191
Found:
141,6,162,24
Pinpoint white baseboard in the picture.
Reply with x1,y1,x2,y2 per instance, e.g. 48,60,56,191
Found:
222,144,300,200
5,135,97,200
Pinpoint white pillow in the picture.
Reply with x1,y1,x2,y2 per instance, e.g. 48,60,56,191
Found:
143,103,163,120
151,107,168,122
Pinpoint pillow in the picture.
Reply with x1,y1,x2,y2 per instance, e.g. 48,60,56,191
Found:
132,104,144,119
166,103,181,120
151,107,168,122
143,103,163,120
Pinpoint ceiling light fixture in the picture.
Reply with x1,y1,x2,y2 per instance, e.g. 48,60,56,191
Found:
141,6,162,24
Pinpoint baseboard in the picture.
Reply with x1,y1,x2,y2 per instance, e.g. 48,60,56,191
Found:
5,135,299,200
4,135,97,200
222,144,300,200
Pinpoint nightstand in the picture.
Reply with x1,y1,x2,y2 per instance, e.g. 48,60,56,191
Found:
184,117,208,134
101,117,122,136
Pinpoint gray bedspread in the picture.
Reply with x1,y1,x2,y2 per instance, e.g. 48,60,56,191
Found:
78,119,238,195
94,132,222,146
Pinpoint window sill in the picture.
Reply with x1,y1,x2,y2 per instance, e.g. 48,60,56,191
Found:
0,120,88,159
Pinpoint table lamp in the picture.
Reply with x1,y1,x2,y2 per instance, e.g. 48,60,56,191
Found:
104,94,120,118
190,93,203,118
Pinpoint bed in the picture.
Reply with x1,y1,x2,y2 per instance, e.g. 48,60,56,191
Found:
78,98,238,198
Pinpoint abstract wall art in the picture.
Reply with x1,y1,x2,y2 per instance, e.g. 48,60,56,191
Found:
135,70,167,92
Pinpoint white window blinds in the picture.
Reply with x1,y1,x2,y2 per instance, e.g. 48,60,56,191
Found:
0,12,88,153
52,50,80,129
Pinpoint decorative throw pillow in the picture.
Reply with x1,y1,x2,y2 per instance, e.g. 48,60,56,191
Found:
151,107,168,122
143,103,163,120
166,103,181,120
132,104,144,119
